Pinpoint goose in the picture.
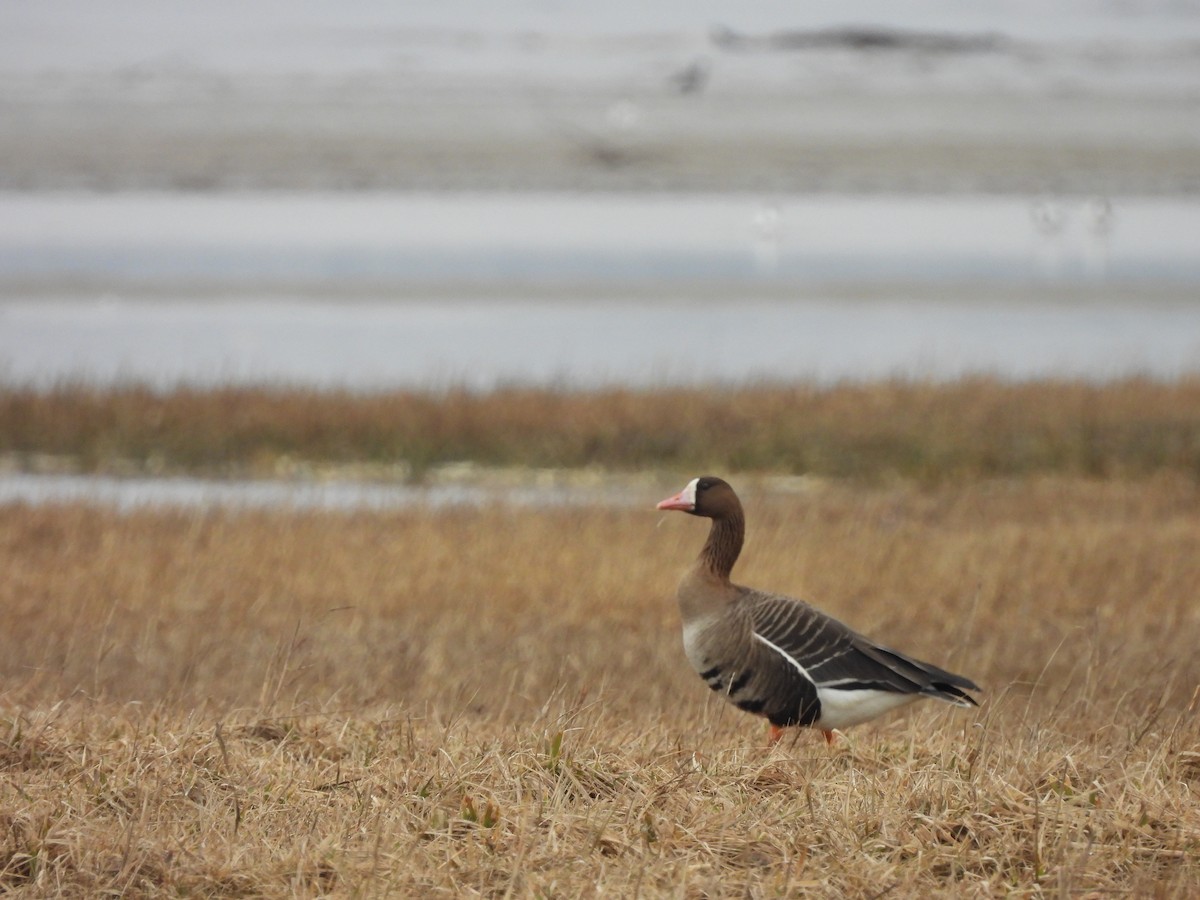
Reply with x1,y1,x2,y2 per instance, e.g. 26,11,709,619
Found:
657,476,980,744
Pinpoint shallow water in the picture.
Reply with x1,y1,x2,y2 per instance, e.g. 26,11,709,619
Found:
3,192,1199,389
4,192,1198,285
4,293,1200,390
0,472,642,512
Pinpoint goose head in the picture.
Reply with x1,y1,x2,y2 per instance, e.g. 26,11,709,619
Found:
656,476,740,519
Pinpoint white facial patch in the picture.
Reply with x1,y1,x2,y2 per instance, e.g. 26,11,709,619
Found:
679,477,700,508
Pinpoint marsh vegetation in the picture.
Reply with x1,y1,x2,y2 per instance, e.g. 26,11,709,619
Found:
4,377,1200,483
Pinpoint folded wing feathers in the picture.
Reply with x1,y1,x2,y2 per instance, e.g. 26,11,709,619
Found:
856,642,980,706
747,592,979,706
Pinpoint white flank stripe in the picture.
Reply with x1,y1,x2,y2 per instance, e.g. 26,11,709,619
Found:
816,687,918,729
752,631,932,729
752,631,815,684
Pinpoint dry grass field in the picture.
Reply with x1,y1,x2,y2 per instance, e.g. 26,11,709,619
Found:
2,475,1199,896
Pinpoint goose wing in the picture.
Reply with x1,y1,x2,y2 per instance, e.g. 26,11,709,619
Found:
745,591,979,705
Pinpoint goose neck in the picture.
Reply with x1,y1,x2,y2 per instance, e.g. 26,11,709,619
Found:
700,511,743,581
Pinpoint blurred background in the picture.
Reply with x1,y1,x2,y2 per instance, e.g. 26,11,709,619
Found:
1,0,1199,388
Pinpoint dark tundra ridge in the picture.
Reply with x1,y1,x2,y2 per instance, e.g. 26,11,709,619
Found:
710,25,1009,54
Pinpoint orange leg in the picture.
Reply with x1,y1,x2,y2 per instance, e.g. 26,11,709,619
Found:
769,725,839,747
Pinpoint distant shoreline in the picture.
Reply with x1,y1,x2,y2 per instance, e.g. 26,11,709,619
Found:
3,73,1197,196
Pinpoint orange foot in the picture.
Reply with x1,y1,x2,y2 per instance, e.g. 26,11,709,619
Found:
767,725,839,746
